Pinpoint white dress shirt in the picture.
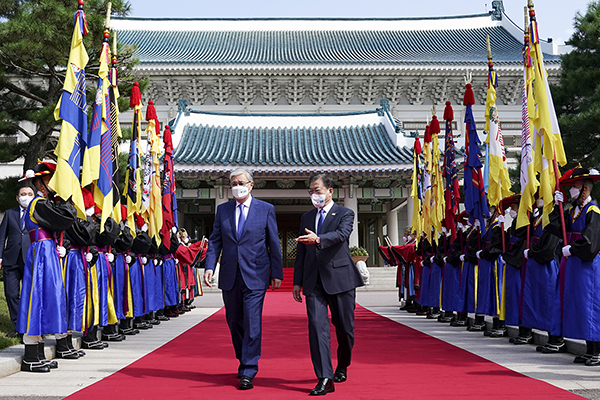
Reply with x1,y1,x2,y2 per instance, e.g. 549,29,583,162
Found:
235,195,253,231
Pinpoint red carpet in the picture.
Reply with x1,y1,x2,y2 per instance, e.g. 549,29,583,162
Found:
65,292,580,399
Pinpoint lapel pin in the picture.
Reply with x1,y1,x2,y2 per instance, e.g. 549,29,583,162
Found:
331,213,336,216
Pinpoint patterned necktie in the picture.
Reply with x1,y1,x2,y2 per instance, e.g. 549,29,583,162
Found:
237,204,246,240
20,210,25,231
317,209,325,235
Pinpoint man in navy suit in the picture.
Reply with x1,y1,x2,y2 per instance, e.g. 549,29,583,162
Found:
0,184,34,336
204,168,283,390
293,173,364,396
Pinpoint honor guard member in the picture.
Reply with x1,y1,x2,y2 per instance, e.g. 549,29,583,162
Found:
461,219,482,329
415,235,433,316
105,212,134,341
398,227,420,312
130,224,153,330
60,188,98,358
446,212,469,326
498,195,526,336
519,198,560,346
471,206,503,334
552,168,600,364
17,161,77,372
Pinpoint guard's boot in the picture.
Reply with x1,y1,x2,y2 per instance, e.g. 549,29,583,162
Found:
438,310,454,323
575,341,594,364
120,318,139,335
585,341,600,366
134,316,152,329
164,306,180,318
400,297,413,311
55,337,79,359
512,326,533,345
426,307,441,319
539,335,567,353
144,312,160,325
37,342,59,368
156,309,170,321
415,306,431,316
82,326,108,349
102,324,125,342
66,334,85,357
450,312,468,326
21,344,50,373
468,314,486,331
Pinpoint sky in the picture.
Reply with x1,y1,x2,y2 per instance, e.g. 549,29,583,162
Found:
123,0,592,45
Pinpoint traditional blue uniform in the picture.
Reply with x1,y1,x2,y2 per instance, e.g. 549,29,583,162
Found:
17,196,76,335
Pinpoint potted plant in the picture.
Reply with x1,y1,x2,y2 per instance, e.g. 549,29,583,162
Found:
350,246,369,264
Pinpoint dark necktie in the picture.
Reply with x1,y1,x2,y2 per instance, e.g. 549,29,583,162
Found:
317,209,325,235
237,204,246,240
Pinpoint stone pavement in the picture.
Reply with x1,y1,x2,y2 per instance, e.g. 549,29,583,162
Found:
0,290,598,399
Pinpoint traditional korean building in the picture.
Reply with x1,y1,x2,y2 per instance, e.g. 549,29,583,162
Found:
109,1,560,266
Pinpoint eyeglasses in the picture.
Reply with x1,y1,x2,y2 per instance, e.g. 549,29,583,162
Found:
308,189,327,195
230,181,251,188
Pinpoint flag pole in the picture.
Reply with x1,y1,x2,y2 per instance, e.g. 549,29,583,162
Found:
528,0,568,246
487,34,506,253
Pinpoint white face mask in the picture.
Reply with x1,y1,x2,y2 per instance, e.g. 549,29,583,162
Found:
509,210,517,219
232,185,250,200
311,193,327,208
569,187,581,200
402,236,407,243
18,195,33,209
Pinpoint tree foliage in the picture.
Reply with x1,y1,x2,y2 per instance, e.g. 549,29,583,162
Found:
0,0,144,172
553,1,600,169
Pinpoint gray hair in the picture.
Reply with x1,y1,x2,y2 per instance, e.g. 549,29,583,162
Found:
229,168,253,183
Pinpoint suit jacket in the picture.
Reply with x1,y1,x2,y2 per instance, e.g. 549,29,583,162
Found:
205,197,283,291
293,202,364,296
0,207,31,266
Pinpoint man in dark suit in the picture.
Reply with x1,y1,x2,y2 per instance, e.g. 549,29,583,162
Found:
293,173,364,396
204,168,283,390
0,184,34,336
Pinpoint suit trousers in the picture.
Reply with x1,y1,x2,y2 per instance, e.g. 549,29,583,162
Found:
222,267,266,378
305,276,356,379
3,252,24,329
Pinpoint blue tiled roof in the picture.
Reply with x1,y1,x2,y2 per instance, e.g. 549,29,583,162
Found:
173,123,413,167
114,18,560,66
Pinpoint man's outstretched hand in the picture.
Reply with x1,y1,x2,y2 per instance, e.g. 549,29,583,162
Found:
296,228,318,245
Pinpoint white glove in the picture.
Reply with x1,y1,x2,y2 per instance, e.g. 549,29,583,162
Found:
460,254,465,262
430,256,435,264
141,256,148,265
474,219,480,228
499,255,504,265
175,258,179,264
159,260,163,266
141,223,148,232
476,250,482,260
57,246,66,258
524,249,529,259
441,226,447,234
85,252,93,263
457,222,464,229
497,215,505,224
171,226,178,234
125,255,132,264
153,258,159,266
555,190,564,205
562,245,572,257
107,253,115,263
443,257,448,264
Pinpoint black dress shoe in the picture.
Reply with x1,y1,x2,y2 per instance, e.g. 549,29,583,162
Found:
239,376,253,390
333,367,347,383
310,378,334,395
